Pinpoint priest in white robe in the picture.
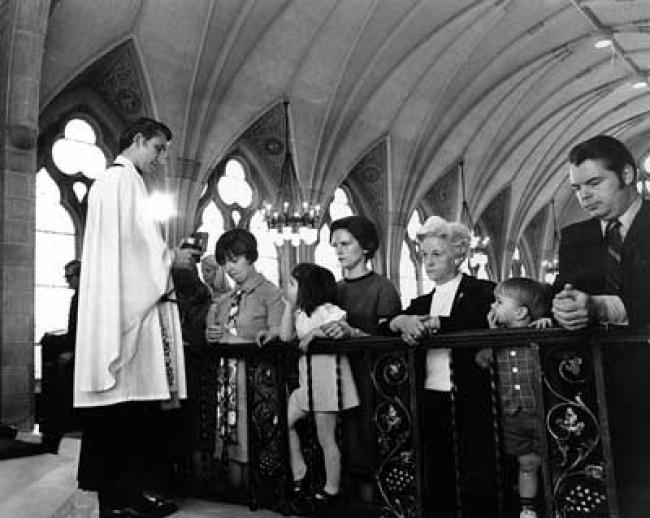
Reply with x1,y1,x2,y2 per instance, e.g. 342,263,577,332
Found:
74,117,193,518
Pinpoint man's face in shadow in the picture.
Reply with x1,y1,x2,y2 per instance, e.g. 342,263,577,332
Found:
65,267,80,290
570,158,635,220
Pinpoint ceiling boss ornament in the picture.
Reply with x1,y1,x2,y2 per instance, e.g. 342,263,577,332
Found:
262,101,319,247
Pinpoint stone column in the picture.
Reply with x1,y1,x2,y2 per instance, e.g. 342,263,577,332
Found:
0,0,50,428
385,209,409,292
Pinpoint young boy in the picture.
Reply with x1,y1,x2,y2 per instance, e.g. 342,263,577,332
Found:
475,277,552,518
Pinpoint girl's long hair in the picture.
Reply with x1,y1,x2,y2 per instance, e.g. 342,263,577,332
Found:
292,262,338,316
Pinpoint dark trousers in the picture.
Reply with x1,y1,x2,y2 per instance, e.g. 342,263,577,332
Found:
39,334,80,448
420,390,456,516
78,402,156,507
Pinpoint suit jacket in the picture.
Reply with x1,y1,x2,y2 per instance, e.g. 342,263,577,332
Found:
554,199,650,326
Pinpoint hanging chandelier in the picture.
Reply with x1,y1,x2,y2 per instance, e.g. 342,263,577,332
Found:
263,101,319,247
458,158,490,259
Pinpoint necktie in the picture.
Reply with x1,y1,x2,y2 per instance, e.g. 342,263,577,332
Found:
604,219,623,293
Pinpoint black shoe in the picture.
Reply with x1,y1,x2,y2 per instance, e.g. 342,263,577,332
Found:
99,507,133,518
314,489,341,505
288,476,315,516
126,494,178,518
0,424,17,439
288,496,314,516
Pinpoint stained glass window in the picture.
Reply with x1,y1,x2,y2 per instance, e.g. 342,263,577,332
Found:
399,241,417,307
328,188,354,221
197,200,225,259
35,116,109,381
218,158,253,208
315,223,342,281
199,156,279,284
250,210,279,286
51,118,106,179
400,209,434,300
34,167,76,350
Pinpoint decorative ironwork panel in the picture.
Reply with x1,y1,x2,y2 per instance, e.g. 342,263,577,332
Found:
370,350,420,518
247,350,289,510
541,342,611,517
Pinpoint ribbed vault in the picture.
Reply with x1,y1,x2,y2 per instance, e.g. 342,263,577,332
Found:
40,0,650,270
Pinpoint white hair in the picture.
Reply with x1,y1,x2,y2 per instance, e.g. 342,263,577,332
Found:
416,215,471,261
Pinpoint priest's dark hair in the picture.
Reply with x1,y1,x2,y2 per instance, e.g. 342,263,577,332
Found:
118,117,172,152
214,228,259,265
292,262,338,317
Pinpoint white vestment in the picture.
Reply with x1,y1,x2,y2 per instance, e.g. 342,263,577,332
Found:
74,155,186,407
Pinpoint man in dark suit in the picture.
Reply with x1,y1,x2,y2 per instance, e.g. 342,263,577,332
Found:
553,135,650,517
553,134,650,328
40,259,81,453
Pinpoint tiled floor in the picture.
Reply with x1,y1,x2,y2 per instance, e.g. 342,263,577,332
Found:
0,435,279,518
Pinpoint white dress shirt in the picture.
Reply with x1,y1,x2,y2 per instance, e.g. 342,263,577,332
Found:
424,274,462,392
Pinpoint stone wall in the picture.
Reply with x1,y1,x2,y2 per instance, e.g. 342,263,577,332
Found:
0,0,50,428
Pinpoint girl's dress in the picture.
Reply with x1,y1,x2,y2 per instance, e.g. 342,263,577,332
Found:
292,303,359,411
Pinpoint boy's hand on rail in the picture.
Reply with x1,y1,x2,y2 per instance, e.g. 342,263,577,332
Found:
529,317,553,329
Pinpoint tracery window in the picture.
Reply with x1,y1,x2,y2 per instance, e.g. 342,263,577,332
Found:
197,156,279,284
400,211,421,306
399,210,434,306
315,187,355,281
250,209,279,286
196,199,225,262
35,168,76,342
35,116,109,375
400,241,418,307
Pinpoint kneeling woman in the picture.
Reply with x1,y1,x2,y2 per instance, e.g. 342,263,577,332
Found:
205,229,284,488
389,216,495,516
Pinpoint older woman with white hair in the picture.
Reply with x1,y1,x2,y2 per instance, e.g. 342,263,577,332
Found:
389,215,495,517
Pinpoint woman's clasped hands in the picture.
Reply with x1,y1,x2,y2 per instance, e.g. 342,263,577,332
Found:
390,314,440,346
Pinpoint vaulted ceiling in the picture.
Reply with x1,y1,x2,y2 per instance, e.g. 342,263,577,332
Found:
40,0,650,272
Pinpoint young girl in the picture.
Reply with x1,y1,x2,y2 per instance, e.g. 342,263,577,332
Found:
279,263,360,507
